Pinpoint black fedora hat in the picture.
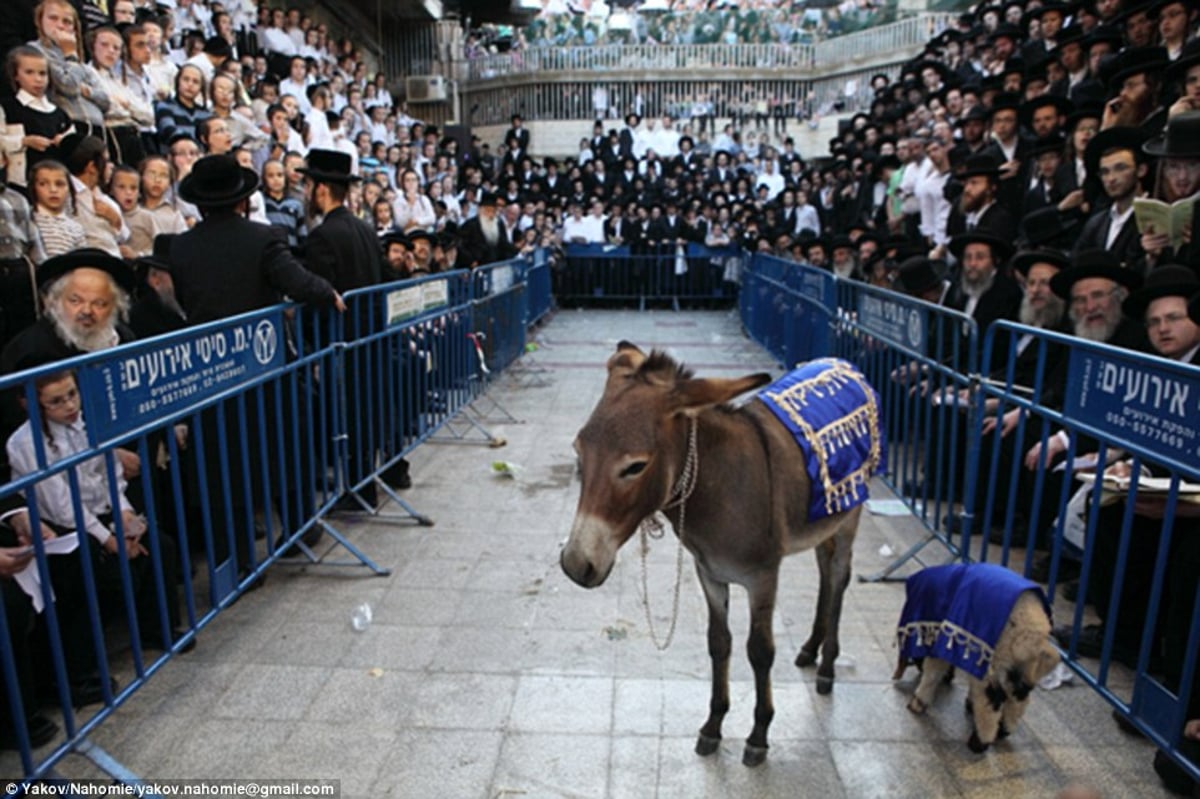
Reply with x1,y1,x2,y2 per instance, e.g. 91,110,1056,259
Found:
987,92,1022,118
381,230,409,250
297,149,361,184
178,154,260,205
1030,133,1067,158
479,191,503,207
1020,94,1074,127
1065,103,1104,132
1164,38,1200,85
960,152,1002,178
1122,264,1200,318
135,234,175,279
1011,247,1071,276
897,256,944,295
1021,205,1082,247
956,105,990,127
37,248,137,294
949,231,1015,263
1084,125,1147,177
1143,110,1200,158
1049,249,1144,298
406,228,435,245
1104,46,1169,91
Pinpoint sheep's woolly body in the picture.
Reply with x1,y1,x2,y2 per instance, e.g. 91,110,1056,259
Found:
901,580,1060,752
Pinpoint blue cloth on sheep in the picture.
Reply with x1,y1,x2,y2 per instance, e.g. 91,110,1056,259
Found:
756,358,885,523
896,563,1050,681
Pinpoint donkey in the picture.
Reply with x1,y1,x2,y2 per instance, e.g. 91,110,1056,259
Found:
561,342,884,766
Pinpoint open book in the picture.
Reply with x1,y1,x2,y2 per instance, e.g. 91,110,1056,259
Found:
1133,197,1196,252
1075,470,1200,500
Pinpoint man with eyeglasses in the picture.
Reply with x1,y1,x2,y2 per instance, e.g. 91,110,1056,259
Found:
1073,126,1149,270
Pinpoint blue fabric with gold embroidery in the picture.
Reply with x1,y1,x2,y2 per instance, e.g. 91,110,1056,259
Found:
756,358,885,523
896,564,1050,680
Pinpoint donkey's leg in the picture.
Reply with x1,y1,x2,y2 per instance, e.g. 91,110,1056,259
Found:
813,525,856,695
695,567,731,757
966,676,1005,753
742,571,779,766
795,547,828,669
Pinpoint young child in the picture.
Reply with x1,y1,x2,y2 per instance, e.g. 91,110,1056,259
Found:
6,369,188,676
109,165,156,257
29,160,86,257
261,159,305,250
138,155,187,237
0,46,73,190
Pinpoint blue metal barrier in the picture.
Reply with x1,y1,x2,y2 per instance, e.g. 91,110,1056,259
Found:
738,256,1200,784
0,258,537,785
560,243,740,310
523,249,554,326
740,253,835,367
974,321,1200,783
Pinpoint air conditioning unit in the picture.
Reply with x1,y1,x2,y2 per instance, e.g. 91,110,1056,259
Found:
406,75,448,103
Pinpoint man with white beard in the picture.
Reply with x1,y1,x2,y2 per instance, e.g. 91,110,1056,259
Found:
458,192,517,268
0,250,139,473
1,250,137,371
944,232,1022,373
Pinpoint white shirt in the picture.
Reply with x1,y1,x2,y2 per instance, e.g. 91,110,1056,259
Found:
70,174,129,255
260,26,297,56
1107,202,1135,249
756,171,785,202
7,416,132,545
915,167,951,245
278,77,312,114
794,204,821,236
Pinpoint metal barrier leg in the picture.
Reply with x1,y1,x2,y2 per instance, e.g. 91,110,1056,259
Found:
858,529,963,583
73,739,163,797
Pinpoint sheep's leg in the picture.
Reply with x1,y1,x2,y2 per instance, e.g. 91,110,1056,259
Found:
967,677,1006,753
908,658,952,714
695,567,731,758
742,571,779,767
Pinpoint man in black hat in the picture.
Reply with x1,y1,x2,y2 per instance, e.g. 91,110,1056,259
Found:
1022,134,1070,216
945,231,1023,371
300,149,380,292
0,249,138,380
128,236,188,340
168,154,341,322
459,192,518,268
1074,126,1149,268
981,93,1031,220
944,153,1018,242
1139,111,1200,270
1101,45,1169,134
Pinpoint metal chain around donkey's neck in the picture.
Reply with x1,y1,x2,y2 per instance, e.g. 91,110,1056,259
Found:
639,415,699,651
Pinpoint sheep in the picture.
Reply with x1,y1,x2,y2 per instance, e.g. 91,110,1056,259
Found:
893,563,1061,752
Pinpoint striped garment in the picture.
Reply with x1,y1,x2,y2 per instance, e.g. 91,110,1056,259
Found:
32,210,87,258
263,193,307,249
0,188,48,264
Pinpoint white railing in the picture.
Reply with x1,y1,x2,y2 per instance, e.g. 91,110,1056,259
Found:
465,13,957,82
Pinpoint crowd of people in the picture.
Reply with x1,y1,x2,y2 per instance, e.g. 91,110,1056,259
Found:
466,0,891,56
0,0,1196,789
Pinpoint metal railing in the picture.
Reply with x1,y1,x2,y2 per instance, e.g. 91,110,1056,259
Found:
464,14,957,82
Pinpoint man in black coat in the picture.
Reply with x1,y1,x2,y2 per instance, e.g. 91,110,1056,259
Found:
300,150,381,292
168,156,341,324
1072,126,1148,271
459,193,518,267
168,155,342,575
944,232,1023,374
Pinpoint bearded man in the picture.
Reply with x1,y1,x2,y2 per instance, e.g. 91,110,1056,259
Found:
945,232,1022,372
459,192,517,268
1,250,136,371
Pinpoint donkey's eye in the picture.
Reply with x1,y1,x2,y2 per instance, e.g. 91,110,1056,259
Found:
620,461,648,478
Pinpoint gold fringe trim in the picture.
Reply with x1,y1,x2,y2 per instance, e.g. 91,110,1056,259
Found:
764,358,884,515
896,619,996,671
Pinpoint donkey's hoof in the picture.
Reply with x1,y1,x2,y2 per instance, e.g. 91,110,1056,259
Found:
967,731,990,754
742,743,768,767
907,696,928,715
794,649,817,668
695,734,721,756
815,675,835,695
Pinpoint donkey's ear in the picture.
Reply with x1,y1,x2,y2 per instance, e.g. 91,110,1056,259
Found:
607,341,647,375
671,372,772,415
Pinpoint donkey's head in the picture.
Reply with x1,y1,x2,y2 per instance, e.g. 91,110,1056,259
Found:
560,342,771,588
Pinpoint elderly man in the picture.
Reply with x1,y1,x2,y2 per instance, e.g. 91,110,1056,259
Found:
459,192,517,268
944,153,1018,243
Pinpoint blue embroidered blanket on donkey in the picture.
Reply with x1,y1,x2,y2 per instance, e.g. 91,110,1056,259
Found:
896,563,1050,681
756,358,885,523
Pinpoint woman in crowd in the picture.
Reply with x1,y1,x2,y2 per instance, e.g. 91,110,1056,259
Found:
392,167,436,232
